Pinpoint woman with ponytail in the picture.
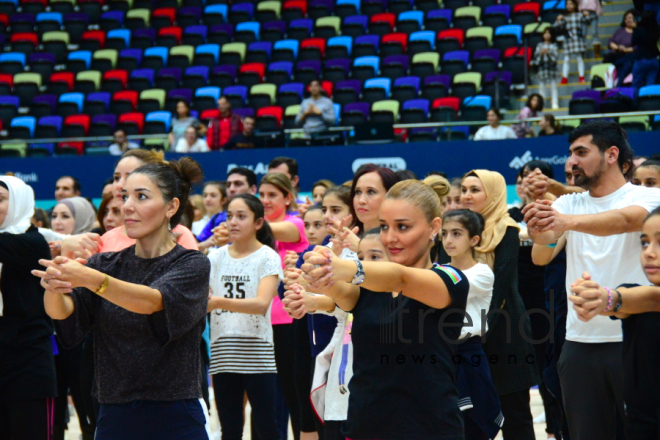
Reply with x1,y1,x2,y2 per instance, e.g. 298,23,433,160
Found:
207,194,283,440
300,176,471,440
34,158,213,439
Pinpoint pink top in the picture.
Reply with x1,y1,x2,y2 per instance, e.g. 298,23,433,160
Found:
99,224,200,253
271,215,309,325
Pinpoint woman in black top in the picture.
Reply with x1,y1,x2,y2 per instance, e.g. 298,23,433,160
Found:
34,158,211,440
461,170,539,440
0,176,55,440
632,11,660,90
302,177,469,440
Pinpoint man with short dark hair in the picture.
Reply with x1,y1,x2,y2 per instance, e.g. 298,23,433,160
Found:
196,167,258,251
55,176,81,202
295,79,335,135
108,129,139,156
524,120,660,440
222,116,264,150
207,96,243,150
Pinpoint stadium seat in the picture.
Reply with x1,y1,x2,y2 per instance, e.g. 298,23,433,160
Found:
425,9,452,33
309,0,333,20
246,42,272,65
590,63,615,90
400,98,429,123
256,1,281,23
333,80,362,106
512,2,540,26
273,40,299,63
352,56,379,81
35,115,63,140
618,115,648,133
107,29,131,51
144,110,172,134
157,26,182,48
48,72,74,95
277,82,304,108
569,90,600,115
441,50,469,79
111,90,138,115
493,25,522,53
369,13,395,36
323,58,351,82
220,42,247,66
353,35,380,58
411,52,439,79
381,33,407,57
75,70,101,94
84,91,111,116
256,105,283,130
118,112,145,135
437,29,464,54
138,88,166,113
267,61,294,86
371,99,399,124
380,55,408,80
183,66,210,90
363,77,391,104
0,96,19,128
465,27,493,55
30,94,57,118
9,116,35,139
238,63,266,87
341,101,369,126
431,96,459,122
637,86,660,111
284,104,301,129
14,72,42,106
452,72,481,101
471,49,500,75
483,5,509,28
0,52,26,76
453,6,480,31
315,16,341,39
327,36,353,60
210,65,237,88
342,15,368,38
397,10,423,34
392,76,420,103
235,21,260,44
409,31,435,56
169,45,194,70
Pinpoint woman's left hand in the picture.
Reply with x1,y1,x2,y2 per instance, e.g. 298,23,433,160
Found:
302,247,356,290
32,257,92,290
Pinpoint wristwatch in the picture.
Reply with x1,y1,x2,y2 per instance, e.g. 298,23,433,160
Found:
351,260,365,285
613,289,623,312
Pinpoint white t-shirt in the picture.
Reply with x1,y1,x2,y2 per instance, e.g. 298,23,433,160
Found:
175,138,210,153
553,183,660,343
473,125,517,141
191,214,210,237
460,262,494,339
208,245,283,374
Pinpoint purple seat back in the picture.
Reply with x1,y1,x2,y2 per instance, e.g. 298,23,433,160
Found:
443,50,469,65
402,98,429,113
426,9,452,21
485,5,510,18
64,12,89,23
249,41,272,55
185,25,208,38
484,70,512,87
87,92,111,107
290,18,313,32
310,0,334,11
572,89,600,103
210,24,234,37
102,11,124,23
231,3,254,15
32,94,57,110
29,53,56,64
213,64,237,79
383,55,409,70
355,34,380,49
38,115,63,130
223,85,248,100
131,68,155,82
474,49,501,62
264,20,286,33
279,82,304,96
325,58,350,71
133,28,155,41
179,7,202,19
233,107,254,118
296,60,321,75
268,61,293,75
343,102,370,115
158,67,182,82
394,76,420,91
120,48,143,63
185,65,209,80
92,113,118,129
344,15,368,28
423,74,451,90
10,13,36,25
336,79,362,94
167,88,193,103
0,96,20,107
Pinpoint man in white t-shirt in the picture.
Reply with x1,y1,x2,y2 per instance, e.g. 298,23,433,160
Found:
523,120,660,440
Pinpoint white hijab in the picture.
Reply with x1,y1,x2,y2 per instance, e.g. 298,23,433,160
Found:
0,176,35,234
0,176,35,315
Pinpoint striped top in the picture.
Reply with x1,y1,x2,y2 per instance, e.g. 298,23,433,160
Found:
209,336,277,374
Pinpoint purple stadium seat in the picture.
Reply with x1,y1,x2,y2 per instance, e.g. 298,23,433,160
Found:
401,98,430,122
323,58,351,82
474,49,501,62
572,89,601,104
233,107,255,119
30,94,58,118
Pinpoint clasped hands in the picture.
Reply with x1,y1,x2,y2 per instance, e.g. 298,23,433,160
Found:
568,271,610,322
31,256,93,295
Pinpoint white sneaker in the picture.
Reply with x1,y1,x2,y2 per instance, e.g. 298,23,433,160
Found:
534,412,546,424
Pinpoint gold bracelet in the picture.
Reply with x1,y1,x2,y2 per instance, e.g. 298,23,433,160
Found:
95,274,109,296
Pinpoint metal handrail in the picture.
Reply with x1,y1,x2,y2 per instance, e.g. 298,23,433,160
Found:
2,110,658,145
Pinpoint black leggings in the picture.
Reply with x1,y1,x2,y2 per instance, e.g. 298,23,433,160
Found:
212,373,281,440
79,335,98,436
53,340,94,440
293,316,323,434
0,398,53,440
273,323,300,440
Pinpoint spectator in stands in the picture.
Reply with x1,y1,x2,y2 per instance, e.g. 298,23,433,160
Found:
533,28,560,110
606,9,637,87
579,0,603,58
554,0,595,84
633,159,660,187
97,193,122,235
175,126,210,153
513,94,544,138
538,114,562,136
108,129,139,156
168,101,205,148
474,109,517,141
55,176,81,202
222,116,265,150
632,11,660,91
295,79,336,136
32,208,50,229
311,179,335,204
207,97,243,151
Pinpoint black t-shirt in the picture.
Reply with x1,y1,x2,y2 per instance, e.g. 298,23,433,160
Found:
0,226,56,400
343,264,469,440
222,132,265,150
617,283,660,418
54,244,210,404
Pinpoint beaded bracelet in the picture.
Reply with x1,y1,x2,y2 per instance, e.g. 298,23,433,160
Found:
603,287,614,312
546,242,557,248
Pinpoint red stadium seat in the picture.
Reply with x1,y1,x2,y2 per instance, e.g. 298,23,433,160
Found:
152,7,176,28
118,112,145,134
157,26,183,46
60,114,91,154
256,106,283,127
381,32,408,55
200,108,220,123
10,32,39,46
239,63,266,82
283,0,307,17
432,96,460,112
81,30,106,50
300,38,326,60
321,80,333,98
102,69,128,91
49,72,75,94
504,46,532,66
111,90,138,114
437,29,464,51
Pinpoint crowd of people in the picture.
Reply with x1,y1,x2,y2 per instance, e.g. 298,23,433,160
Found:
2,120,660,440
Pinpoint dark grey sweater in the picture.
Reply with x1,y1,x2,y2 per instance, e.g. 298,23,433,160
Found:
55,244,210,404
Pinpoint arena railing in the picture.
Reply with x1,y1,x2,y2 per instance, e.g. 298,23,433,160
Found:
0,110,658,149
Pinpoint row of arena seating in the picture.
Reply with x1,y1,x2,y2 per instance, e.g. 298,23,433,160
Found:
0,0,569,23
